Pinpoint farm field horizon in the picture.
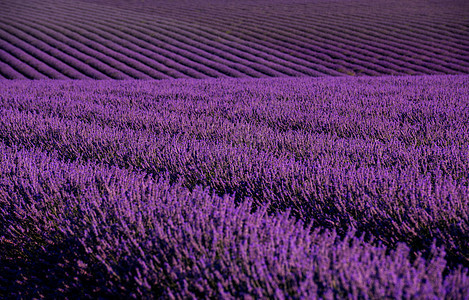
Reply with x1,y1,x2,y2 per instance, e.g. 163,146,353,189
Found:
1,0,469,299
1,0,469,79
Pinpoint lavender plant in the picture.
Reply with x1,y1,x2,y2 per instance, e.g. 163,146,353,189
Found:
1,75,468,298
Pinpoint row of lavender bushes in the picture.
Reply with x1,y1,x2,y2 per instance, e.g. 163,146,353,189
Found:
1,0,468,79
1,145,467,298
1,75,468,297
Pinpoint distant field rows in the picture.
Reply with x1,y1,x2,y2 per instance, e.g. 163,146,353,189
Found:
1,0,468,79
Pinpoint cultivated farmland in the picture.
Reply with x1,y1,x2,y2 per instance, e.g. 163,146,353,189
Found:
0,0,468,299
1,0,469,79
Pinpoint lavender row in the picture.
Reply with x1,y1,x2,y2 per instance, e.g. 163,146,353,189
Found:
43,19,197,79
106,13,330,77
60,21,225,79
37,16,211,79
0,20,109,79
54,7,265,78
331,19,469,69
172,5,465,75
137,7,446,76
60,13,243,78
0,23,90,79
0,16,131,79
51,3,313,77
349,8,469,50
56,0,323,77
33,21,155,80
0,48,52,79
3,1,278,77
0,57,28,79
1,76,468,267
3,15,185,80
277,0,469,51
0,30,68,79
164,5,412,75
2,0,467,79
5,2,273,78
287,7,469,61
121,10,340,76
153,0,469,70
184,1,469,63
0,12,138,79
1,144,467,298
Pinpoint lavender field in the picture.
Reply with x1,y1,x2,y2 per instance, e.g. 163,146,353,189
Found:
1,76,468,298
1,0,469,79
1,0,469,299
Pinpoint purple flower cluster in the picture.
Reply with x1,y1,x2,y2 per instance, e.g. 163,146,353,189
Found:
1,76,468,298
1,145,468,298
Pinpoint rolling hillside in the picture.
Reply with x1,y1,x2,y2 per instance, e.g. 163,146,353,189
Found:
0,0,468,79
